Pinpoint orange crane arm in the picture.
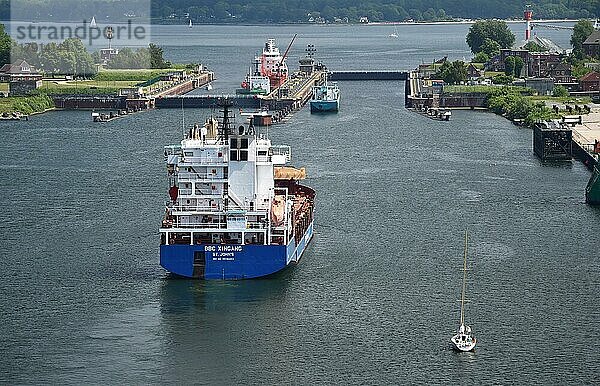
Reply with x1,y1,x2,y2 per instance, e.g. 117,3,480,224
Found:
279,33,298,65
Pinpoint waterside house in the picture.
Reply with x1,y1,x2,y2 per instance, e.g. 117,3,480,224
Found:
0,60,43,96
467,63,483,79
487,36,568,79
583,30,600,58
544,62,573,83
580,71,600,92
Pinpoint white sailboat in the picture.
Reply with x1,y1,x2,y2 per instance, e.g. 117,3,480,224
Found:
388,26,399,38
188,19,193,28
450,230,477,352
90,16,97,28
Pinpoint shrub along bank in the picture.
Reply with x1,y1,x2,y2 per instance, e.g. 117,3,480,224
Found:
0,93,54,115
485,87,558,127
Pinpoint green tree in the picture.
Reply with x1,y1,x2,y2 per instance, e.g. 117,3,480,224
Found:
492,74,514,84
58,38,96,76
523,41,548,52
571,19,594,58
525,102,558,126
480,38,501,56
504,56,516,76
149,43,169,69
10,42,40,67
572,61,592,79
466,20,515,54
436,60,467,84
472,52,490,63
552,85,569,97
39,43,61,75
0,23,11,66
513,56,524,77
108,47,151,69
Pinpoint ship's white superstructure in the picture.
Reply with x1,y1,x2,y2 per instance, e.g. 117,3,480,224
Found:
159,99,315,279
257,38,289,88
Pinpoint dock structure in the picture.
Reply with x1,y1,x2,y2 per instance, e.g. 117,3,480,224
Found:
264,70,325,110
51,70,215,112
329,71,408,81
533,121,573,161
155,94,263,109
156,70,325,120
404,69,487,110
151,71,214,98
404,70,442,109
570,112,600,169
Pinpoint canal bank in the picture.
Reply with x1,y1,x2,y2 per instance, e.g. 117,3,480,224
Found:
405,69,600,204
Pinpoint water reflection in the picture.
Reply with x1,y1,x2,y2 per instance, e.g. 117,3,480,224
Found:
159,269,294,314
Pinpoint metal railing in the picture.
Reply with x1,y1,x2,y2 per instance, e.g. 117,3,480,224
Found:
169,204,224,212
179,156,226,165
178,172,226,181
270,145,291,161
167,221,267,229
572,130,595,152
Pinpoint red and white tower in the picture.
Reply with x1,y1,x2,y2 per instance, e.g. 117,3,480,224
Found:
524,5,533,40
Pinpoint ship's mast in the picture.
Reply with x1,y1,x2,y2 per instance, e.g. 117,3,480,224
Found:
217,98,234,141
460,230,468,326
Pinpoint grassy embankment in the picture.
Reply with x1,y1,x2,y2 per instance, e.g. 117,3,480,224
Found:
443,84,591,127
1,68,180,115
40,68,178,95
0,93,54,115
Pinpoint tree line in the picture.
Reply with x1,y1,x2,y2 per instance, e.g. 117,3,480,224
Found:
152,0,598,23
0,23,171,74
3,0,598,23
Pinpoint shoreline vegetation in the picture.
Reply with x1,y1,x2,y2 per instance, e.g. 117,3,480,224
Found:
3,0,596,24
0,93,53,115
420,18,598,128
1,19,582,26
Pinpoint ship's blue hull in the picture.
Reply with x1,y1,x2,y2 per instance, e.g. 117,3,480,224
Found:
310,100,339,112
160,221,314,279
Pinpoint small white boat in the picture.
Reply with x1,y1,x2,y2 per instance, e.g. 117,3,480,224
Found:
206,83,213,91
388,26,399,38
188,19,193,28
90,16,97,28
450,230,477,352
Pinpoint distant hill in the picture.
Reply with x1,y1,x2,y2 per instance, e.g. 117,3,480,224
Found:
152,0,598,23
1,0,597,23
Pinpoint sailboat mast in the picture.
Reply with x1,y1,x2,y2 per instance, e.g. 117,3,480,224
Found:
460,230,468,326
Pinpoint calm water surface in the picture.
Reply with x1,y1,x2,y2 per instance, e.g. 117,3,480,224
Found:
1,24,599,384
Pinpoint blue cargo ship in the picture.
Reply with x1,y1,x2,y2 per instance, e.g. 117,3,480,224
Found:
310,75,340,113
159,99,315,279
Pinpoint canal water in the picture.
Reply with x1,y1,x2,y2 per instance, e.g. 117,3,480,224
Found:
1,23,599,384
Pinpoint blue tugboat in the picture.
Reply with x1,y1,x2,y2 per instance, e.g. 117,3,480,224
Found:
310,75,340,113
159,99,315,279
